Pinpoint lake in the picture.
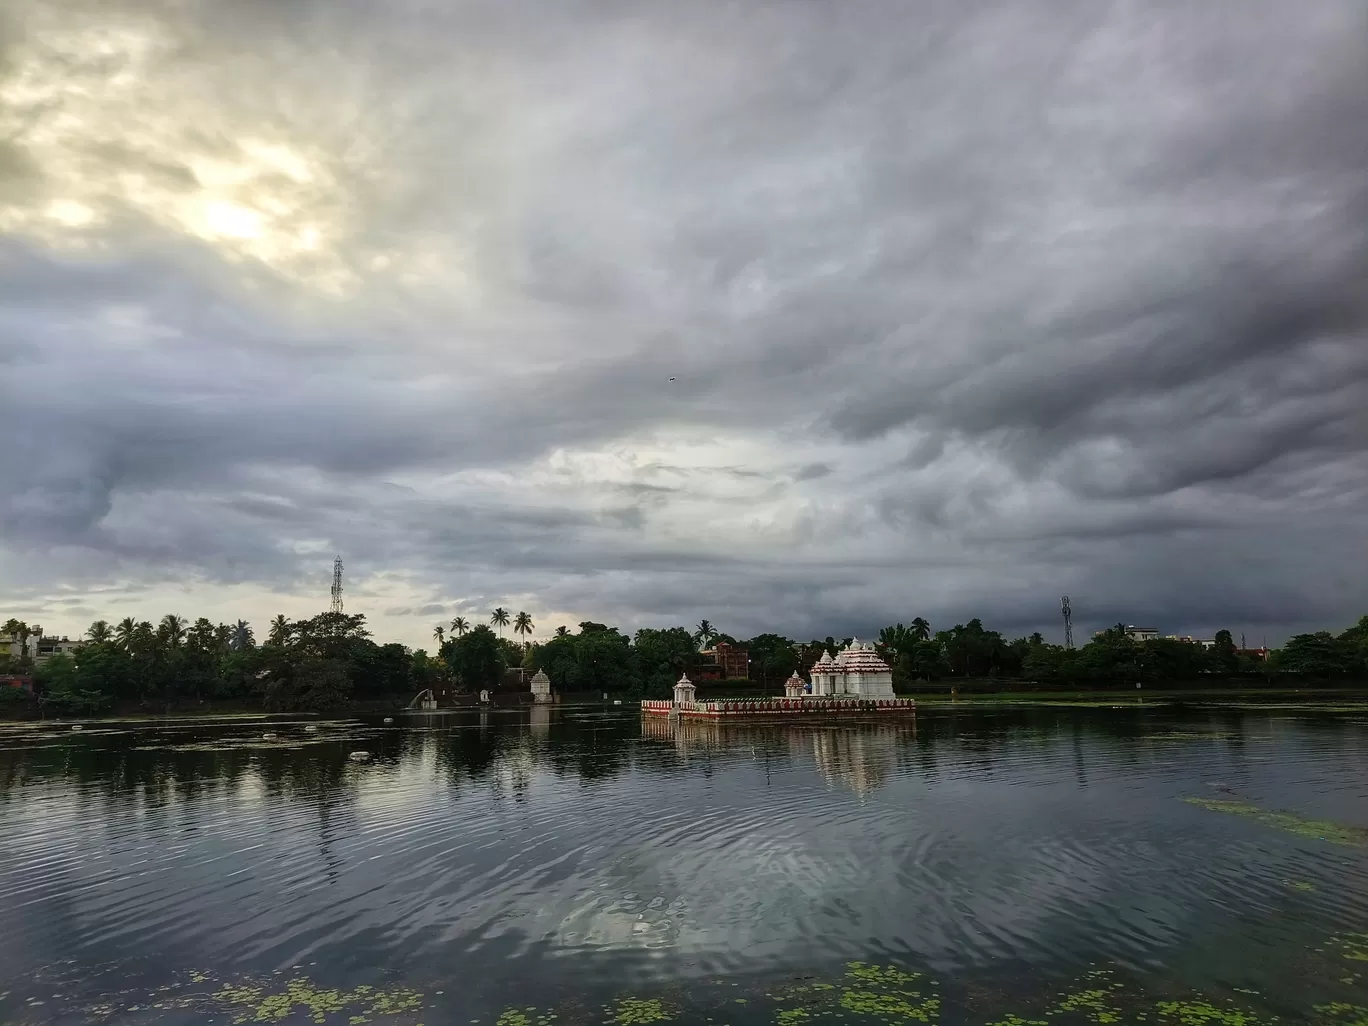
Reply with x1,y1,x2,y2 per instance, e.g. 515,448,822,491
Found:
3,701,1368,1026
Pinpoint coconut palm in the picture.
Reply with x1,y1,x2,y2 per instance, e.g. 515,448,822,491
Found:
115,617,138,651
910,617,931,641
86,620,113,644
231,620,254,651
555,626,570,638
694,619,717,650
433,624,445,645
490,608,510,637
268,614,292,647
513,611,534,649
450,616,469,637
158,614,187,649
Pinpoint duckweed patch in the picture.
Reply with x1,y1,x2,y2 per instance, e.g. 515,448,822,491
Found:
609,997,672,1025
1316,1004,1368,1026
1153,1000,1269,1026
495,1008,557,1026
1050,969,1127,1025
1286,880,1317,892
1182,798,1368,846
213,978,423,1024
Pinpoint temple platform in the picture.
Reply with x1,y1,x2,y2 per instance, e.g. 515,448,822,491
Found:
640,696,915,718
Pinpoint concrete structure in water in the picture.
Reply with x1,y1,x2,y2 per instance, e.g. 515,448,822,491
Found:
530,668,554,704
643,640,914,720
807,639,896,699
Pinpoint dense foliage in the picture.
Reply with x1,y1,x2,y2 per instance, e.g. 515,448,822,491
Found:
2,610,1366,717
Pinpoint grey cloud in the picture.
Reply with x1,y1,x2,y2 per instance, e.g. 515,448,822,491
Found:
1,0,1366,645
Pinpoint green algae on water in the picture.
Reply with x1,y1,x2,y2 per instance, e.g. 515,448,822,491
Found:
609,997,673,1025
1182,798,1368,846
1154,1000,1271,1026
1316,1004,1368,1026
212,978,424,1024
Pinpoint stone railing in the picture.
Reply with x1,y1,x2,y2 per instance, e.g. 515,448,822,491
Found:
641,697,914,716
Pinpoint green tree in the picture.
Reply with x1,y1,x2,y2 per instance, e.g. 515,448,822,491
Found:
158,614,187,650
443,625,505,691
555,626,570,638
450,616,469,637
1276,631,1350,677
231,620,254,651
514,611,534,649
268,614,293,647
490,607,511,637
694,619,718,649
433,624,445,646
746,633,798,686
115,617,138,651
633,627,696,696
86,620,113,644
909,617,931,641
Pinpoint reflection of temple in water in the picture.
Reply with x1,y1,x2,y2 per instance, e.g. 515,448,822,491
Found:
641,716,915,798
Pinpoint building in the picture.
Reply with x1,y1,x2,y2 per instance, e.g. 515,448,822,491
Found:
0,633,82,663
1093,626,1160,642
807,640,895,699
699,641,749,679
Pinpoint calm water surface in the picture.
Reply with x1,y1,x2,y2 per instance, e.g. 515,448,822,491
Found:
3,704,1368,1026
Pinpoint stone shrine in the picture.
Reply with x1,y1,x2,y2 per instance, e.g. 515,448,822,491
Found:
807,640,895,699
530,668,553,704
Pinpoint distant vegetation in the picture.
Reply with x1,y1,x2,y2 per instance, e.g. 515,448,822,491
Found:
1,611,1365,718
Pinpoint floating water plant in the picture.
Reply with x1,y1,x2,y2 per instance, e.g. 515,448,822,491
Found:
1183,798,1368,846
212,978,423,1024
609,997,673,1025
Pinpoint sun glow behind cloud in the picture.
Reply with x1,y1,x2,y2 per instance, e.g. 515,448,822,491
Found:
1,15,370,295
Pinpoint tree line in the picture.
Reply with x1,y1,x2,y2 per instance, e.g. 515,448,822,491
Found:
3,610,1366,717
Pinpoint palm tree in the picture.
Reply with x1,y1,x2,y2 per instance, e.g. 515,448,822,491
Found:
910,617,931,641
694,619,717,650
231,620,254,651
490,608,510,637
555,626,570,638
86,620,113,644
158,614,187,649
115,617,138,651
132,621,156,656
433,624,445,646
268,614,292,647
513,611,534,649
450,616,469,637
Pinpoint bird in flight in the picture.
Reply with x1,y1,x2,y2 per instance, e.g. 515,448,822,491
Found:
668,376,676,381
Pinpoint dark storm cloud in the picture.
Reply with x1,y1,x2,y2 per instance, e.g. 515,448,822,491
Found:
2,0,1366,644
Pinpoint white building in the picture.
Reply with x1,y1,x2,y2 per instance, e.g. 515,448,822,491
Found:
807,640,895,700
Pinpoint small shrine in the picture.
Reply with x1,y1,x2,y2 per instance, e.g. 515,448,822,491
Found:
784,672,808,698
530,668,553,704
672,672,697,707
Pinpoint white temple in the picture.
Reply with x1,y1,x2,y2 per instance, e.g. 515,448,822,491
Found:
806,639,895,699
530,668,553,704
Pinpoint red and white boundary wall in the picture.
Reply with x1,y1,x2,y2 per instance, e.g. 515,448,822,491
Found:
641,697,915,718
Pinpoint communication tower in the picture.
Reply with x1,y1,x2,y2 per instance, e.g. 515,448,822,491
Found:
1061,596,1074,650
330,556,344,613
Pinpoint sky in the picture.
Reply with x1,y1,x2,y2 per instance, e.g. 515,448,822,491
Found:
1,0,1366,650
